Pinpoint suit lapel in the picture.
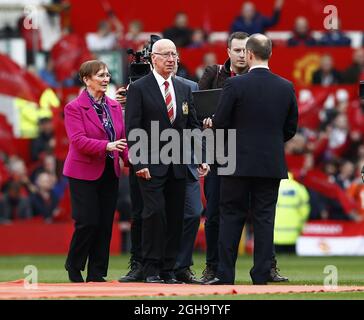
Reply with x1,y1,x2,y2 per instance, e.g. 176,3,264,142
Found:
145,73,170,123
172,77,182,123
84,104,105,133
77,90,105,132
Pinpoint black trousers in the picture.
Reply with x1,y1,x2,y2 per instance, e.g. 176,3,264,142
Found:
217,176,280,284
65,158,118,277
128,167,203,272
175,171,203,271
138,167,186,277
203,164,220,269
128,166,143,263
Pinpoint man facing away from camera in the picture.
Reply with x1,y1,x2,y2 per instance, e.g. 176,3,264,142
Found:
199,31,289,283
205,34,298,285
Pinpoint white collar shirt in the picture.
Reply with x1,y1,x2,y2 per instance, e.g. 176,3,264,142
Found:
153,69,177,122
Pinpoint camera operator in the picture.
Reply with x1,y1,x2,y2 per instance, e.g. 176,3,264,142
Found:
115,86,128,105
115,80,144,281
115,83,146,283
115,35,161,103
115,40,155,282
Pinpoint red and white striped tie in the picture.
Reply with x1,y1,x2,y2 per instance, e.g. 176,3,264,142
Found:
164,81,174,123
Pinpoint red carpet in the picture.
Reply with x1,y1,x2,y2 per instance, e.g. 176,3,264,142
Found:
1,280,364,299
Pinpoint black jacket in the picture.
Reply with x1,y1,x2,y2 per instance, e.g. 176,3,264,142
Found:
213,68,298,178
198,58,249,89
125,73,201,178
312,69,342,85
341,63,363,84
198,59,233,90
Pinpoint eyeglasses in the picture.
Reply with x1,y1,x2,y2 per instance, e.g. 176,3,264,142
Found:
95,72,112,79
153,52,178,59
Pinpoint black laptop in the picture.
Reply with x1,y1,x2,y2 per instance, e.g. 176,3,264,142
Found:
192,88,222,120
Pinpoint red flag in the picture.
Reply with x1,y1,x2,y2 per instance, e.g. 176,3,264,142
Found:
301,169,357,214
0,54,47,103
51,34,94,82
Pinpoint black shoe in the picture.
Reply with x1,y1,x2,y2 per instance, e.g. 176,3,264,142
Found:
160,272,184,284
203,277,229,285
164,278,184,284
175,268,202,284
65,265,84,283
118,260,144,283
86,276,106,282
268,266,289,282
145,275,165,284
200,265,216,283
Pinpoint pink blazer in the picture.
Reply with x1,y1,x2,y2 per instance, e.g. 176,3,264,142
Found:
63,90,128,181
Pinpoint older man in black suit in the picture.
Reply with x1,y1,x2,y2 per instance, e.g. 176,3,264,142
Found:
206,34,298,285
173,67,204,284
125,39,209,283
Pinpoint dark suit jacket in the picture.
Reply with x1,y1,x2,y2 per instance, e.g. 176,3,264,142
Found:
125,72,201,179
312,69,342,85
213,68,298,179
176,75,199,181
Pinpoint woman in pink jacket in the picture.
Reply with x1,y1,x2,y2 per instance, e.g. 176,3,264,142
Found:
63,60,128,282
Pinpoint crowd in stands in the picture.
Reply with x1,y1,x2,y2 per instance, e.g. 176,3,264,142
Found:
1,1,363,86
1,0,364,227
285,88,364,221
0,116,68,224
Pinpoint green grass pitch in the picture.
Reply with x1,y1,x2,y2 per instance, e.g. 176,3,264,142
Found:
1,253,364,299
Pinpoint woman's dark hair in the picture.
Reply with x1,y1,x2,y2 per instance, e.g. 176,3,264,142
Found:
79,60,108,84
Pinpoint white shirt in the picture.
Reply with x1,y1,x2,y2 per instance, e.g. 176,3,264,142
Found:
153,69,177,122
249,65,270,71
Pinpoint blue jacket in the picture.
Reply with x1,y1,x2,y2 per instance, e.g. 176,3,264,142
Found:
230,10,281,34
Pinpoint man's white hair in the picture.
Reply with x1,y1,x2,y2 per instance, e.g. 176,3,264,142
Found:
152,39,176,53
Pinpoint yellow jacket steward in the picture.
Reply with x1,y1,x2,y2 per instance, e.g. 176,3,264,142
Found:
274,174,310,245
